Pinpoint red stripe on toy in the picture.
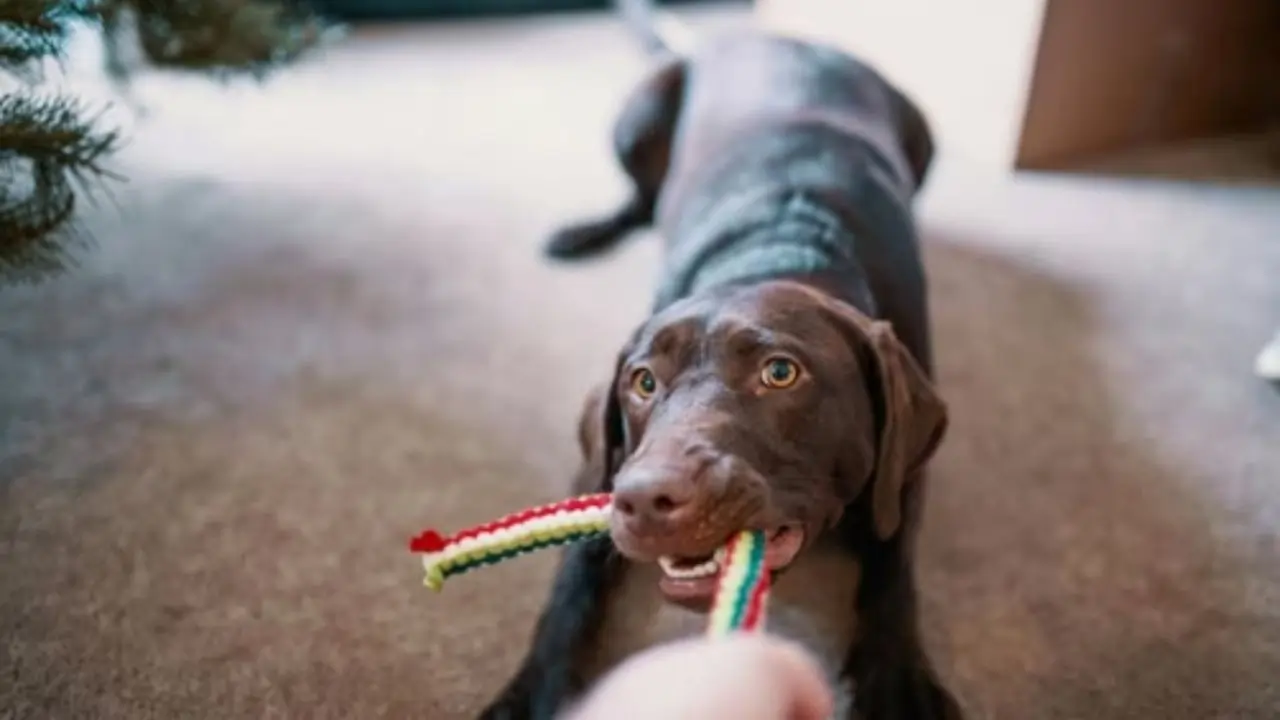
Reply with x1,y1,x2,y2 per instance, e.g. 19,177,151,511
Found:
739,569,771,631
409,493,613,552
408,529,447,553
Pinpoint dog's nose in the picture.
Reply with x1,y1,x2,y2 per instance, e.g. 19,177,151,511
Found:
612,469,696,534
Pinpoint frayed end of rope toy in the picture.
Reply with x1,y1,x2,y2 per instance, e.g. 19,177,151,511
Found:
408,530,447,554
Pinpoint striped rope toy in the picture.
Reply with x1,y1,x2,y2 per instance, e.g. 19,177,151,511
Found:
408,493,772,635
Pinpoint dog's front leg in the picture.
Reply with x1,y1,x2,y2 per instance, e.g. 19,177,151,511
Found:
840,481,964,720
478,536,620,720
843,549,963,720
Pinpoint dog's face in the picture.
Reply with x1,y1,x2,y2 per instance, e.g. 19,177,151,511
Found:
577,280,948,609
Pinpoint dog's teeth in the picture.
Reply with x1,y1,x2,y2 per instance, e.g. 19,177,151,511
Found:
658,555,720,580
691,559,718,577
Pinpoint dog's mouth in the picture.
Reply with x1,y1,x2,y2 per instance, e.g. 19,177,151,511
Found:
656,526,805,611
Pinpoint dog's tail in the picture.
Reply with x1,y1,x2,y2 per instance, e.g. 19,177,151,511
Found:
541,1,692,262
612,0,696,56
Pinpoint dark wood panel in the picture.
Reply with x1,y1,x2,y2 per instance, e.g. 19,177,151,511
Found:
1015,0,1280,171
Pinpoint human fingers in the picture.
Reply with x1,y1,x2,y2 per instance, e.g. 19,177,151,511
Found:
753,637,834,720
565,635,832,720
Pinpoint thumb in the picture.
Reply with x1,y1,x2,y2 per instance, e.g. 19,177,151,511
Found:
755,638,834,720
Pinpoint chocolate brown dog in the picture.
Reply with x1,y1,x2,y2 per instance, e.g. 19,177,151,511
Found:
481,5,962,719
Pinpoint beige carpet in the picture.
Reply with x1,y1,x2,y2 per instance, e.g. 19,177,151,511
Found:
3,8,1279,720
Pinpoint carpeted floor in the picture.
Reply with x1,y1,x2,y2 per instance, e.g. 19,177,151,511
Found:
2,8,1278,720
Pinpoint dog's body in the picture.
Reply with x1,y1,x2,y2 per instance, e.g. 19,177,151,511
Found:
481,8,960,720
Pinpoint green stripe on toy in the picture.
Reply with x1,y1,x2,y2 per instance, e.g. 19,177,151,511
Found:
706,528,770,635
408,493,771,635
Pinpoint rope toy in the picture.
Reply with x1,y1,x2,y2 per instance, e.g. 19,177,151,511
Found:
408,493,772,635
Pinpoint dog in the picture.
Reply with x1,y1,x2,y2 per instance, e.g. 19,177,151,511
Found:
481,3,962,718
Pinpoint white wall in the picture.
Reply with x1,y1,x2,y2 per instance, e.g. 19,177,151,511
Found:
756,0,1049,170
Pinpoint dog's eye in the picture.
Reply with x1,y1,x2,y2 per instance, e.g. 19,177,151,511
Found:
760,357,801,389
630,367,658,398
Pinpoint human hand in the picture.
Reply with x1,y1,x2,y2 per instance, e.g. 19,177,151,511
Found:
564,634,833,720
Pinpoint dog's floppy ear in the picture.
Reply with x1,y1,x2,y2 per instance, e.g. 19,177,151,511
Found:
571,352,631,494
860,319,948,539
574,383,610,462
819,291,948,540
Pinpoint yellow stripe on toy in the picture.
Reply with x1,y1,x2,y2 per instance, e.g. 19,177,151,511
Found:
706,529,770,635
408,495,771,634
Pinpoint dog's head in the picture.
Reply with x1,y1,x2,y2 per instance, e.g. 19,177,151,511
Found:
576,280,947,608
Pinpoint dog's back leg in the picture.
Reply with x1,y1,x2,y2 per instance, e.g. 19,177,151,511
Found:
544,57,686,260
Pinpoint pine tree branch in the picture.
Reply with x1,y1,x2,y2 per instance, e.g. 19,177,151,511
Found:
0,0,334,283
0,91,121,282
0,157,82,283
99,0,332,79
0,0,97,70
